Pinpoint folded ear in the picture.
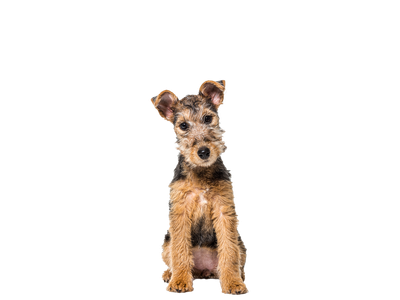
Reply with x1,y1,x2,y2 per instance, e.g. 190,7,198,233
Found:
199,80,226,108
151,90,178,122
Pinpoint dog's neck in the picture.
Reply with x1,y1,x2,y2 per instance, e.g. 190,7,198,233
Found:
171,154,231,185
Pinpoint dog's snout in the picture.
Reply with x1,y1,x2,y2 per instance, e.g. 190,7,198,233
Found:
197,147,210,160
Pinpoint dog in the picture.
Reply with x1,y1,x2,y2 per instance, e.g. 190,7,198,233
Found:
151,80,248,294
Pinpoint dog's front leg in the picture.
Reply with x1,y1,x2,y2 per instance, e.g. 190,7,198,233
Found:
212,193,248,295
166,191,194,293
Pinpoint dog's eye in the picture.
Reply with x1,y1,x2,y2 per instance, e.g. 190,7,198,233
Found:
204,115,212,124
179,122,188,130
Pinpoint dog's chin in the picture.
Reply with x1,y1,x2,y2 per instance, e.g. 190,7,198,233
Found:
196,159,216,168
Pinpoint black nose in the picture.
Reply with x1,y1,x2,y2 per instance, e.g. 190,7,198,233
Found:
197,147,210,160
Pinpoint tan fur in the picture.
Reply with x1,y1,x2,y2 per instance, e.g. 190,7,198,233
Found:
153,80,248,294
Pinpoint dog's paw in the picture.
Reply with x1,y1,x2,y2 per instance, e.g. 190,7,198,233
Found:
222,280,248,295
162,269,172,283
167,278,193,293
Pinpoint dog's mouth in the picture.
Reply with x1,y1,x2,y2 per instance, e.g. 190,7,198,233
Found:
194,158,213,167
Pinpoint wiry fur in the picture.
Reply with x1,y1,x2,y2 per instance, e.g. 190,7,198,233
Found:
152,80,248,295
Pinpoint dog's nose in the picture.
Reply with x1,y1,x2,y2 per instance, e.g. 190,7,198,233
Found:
197,147,210,160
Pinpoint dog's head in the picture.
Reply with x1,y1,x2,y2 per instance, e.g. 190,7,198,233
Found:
151,80,227,168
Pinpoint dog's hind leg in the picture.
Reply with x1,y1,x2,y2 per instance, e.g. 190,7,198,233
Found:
161,233,172,283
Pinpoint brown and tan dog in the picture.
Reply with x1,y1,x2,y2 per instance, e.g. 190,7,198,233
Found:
151,80,247,295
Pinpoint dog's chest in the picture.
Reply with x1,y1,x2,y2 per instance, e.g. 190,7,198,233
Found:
188,187,211,217
198,192,208,206
189,188,217,248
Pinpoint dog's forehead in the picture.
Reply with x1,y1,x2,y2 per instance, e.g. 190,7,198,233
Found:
174,95,217,121
177,95,204,111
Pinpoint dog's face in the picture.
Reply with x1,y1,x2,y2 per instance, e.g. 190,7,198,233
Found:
152,80,227,168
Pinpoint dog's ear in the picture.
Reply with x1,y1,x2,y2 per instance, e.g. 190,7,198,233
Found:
199,80,226,108
151,90,178,122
